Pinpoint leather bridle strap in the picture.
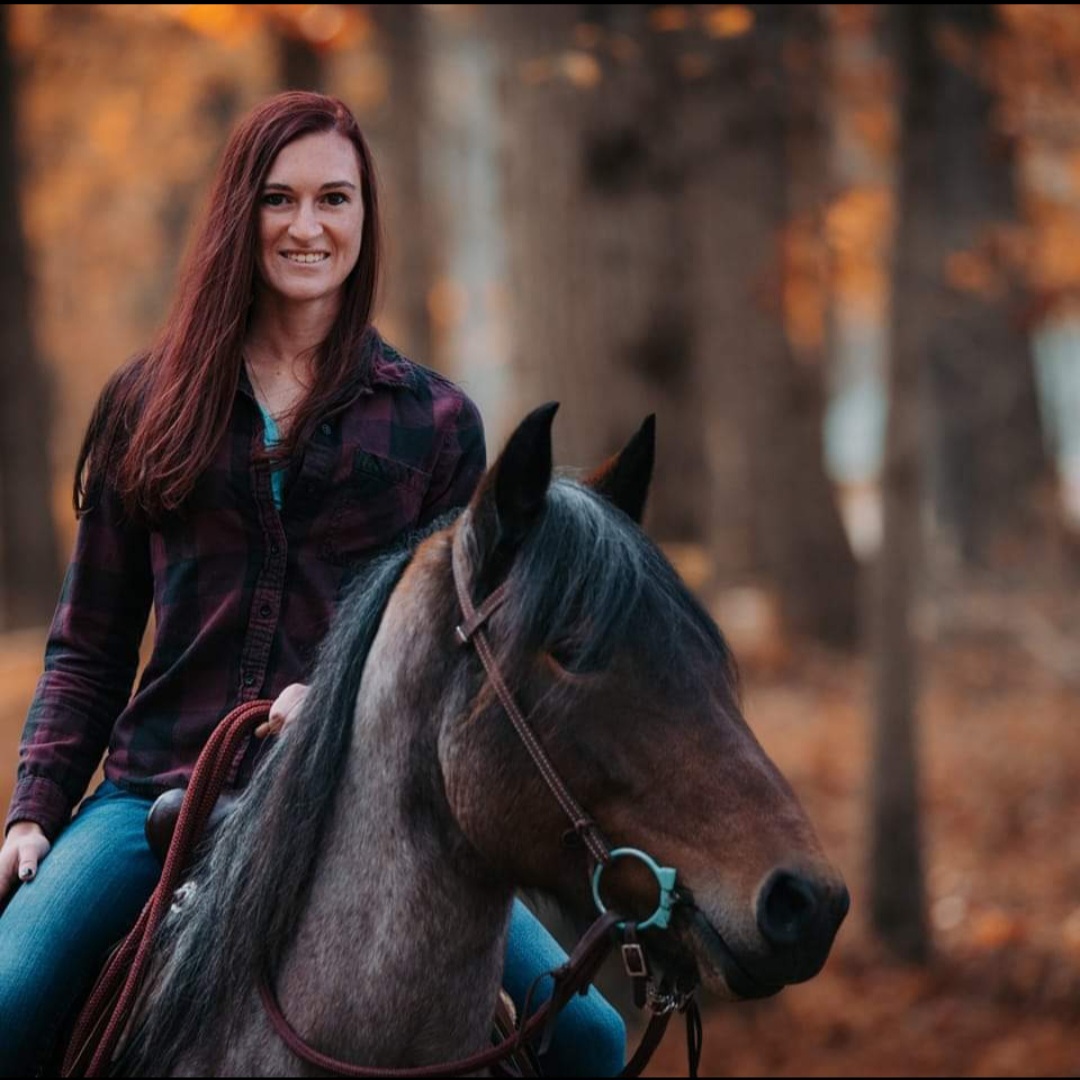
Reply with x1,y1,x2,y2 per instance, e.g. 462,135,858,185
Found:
450,528,612,866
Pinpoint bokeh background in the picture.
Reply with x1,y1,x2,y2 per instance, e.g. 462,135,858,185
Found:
0,5,1078,1075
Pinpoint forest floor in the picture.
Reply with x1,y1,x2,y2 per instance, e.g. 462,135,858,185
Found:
2,613,1078,1077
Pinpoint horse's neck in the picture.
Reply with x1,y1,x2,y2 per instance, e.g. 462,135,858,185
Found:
271,572,514,1066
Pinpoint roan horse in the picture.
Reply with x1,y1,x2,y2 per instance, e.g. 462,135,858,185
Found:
112,404,849,1075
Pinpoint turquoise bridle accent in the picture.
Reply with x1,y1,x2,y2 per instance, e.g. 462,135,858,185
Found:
591,848,679,931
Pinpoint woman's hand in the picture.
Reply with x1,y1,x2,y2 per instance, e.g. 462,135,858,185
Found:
255,682,310,739
0,821,51,904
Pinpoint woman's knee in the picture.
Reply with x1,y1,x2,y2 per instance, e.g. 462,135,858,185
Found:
543,987,627,1078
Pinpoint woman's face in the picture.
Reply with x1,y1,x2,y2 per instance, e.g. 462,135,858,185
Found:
256,129,364,307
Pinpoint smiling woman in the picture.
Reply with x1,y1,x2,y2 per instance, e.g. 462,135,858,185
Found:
244,128,368,434
0,91,624,1077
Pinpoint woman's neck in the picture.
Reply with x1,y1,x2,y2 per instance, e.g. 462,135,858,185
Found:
246,290,340,373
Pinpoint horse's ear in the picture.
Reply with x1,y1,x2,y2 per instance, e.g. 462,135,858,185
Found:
584,414,655,524
468,402,558,576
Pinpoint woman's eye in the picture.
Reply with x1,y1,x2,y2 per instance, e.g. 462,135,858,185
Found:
261,193,288,207
324,192,349,206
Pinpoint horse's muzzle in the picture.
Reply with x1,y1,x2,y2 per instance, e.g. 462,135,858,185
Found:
675,868,850,998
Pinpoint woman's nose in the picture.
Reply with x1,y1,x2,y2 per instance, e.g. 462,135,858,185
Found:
288,202,322,241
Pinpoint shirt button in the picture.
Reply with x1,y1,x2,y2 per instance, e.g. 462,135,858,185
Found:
320,423,332,436
243,673,256,687
259,604,272,618
270,543,280,555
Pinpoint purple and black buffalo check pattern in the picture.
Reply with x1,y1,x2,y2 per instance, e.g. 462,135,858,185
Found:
6,332,486,840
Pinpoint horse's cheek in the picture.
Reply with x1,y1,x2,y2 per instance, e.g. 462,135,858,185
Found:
437,729,489,847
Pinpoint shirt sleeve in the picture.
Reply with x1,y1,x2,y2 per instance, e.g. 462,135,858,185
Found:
418,392,487,527
4,478,153,840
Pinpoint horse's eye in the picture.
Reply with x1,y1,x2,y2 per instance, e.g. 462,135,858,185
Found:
547,640,595,675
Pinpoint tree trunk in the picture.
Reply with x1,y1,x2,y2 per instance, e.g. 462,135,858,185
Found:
278,33,324,93
0,4,61,629
411,6,513,431
923,4,1048,566
694,4,859,643
584,6,712,546
870,3,932,964
493,5,857,646
491,5,638,470
366,4,435,368
770,4,861,646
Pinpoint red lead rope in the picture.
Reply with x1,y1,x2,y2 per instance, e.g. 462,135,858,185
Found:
61,699,274,1078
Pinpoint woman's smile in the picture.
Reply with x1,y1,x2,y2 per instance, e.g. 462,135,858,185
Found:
281,251,330,265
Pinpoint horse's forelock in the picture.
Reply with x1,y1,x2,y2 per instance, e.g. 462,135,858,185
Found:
499,479,736,690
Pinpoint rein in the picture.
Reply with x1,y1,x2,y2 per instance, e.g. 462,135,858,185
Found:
62,698,274,1078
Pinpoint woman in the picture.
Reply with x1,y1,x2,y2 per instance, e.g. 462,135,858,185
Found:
0,91,624,1076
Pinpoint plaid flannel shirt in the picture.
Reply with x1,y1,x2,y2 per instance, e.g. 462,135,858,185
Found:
5,332,486,840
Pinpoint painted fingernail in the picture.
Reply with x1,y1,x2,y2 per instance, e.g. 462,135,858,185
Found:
19,866,34,881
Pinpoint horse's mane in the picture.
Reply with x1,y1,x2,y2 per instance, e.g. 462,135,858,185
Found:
116,480,738,1073
117,510,461,1073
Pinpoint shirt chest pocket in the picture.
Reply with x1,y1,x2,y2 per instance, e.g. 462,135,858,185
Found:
324,448,429,564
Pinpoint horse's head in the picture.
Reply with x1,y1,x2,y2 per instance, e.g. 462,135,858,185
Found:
438,404,849,1001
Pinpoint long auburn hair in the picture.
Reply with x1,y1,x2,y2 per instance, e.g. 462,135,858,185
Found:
74,91,383,520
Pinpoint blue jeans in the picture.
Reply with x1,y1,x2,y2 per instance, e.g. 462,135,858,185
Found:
0,780,625,1077
0,780,162,1077
503,899,626,1076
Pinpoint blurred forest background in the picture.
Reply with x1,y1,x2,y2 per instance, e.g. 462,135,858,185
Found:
0,4,1078,1076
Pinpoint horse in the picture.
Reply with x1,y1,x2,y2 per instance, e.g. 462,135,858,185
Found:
113,403,849,1075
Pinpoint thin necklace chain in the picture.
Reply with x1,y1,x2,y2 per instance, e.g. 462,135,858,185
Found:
244,355,271,412
244,353,312,431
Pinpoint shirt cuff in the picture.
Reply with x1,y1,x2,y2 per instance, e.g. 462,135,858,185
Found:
4,774,72,841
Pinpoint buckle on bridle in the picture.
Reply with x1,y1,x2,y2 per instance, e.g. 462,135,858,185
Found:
620,941,649,980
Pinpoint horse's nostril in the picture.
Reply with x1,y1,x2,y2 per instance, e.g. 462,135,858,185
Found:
757,870,821,946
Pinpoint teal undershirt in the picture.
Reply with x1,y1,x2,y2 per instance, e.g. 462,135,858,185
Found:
256,401,285,510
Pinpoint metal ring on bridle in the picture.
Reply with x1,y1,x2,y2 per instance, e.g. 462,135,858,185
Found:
591,848,678,931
